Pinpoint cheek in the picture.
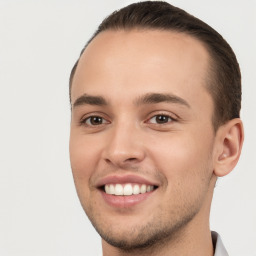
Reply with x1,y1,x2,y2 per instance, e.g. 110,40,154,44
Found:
146,132,214,214
146,131,214,182
69,134,104,213
69,133,102,183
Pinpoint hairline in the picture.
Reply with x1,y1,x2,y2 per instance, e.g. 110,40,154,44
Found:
69,27,224,132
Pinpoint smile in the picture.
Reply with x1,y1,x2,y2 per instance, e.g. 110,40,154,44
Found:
97,175,159,208
105,183,155,196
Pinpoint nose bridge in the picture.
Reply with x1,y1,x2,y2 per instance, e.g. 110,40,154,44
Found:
104,117,145,166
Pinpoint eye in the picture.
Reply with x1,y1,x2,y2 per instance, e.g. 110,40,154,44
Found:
83,116,108,126
148,114,174,124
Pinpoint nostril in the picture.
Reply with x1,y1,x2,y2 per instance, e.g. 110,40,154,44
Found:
126,158,137,162
105,159,111,164
104,157,139,168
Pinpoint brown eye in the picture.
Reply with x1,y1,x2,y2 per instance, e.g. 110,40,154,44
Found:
85,116,106,126
149,115,173,124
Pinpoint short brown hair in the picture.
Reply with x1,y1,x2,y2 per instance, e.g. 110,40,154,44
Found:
69,1,241,130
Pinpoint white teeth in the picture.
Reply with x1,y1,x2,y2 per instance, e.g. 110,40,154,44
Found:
104,184,155,196
147,185,154,192
105,185,110,194
115,184,123,195
109,184,115,194
133,184,140,195
123,184,133,195
140,184,146,194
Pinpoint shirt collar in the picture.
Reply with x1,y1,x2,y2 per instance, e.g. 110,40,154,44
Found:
212,231,229,256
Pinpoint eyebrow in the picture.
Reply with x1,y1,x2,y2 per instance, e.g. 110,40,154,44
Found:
72,92,190,109
73,94,108,108
135,93,190,108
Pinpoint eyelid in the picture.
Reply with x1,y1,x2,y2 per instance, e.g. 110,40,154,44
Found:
145,111,178,123
85,116,108,125
79,112,111,126
148,115,173,124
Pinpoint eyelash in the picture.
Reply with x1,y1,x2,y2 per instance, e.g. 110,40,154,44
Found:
80,113,177,128
80,115,109,126
146,113,177,125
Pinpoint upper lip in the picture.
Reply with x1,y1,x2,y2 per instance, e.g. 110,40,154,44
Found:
96,174,159,188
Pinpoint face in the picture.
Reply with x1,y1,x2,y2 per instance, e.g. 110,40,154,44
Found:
69,30,217,250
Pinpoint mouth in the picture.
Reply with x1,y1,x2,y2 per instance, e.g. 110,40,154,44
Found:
96,175,159,208
101,183,157,196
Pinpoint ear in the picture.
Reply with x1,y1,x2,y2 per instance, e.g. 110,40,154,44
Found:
213,118,244,177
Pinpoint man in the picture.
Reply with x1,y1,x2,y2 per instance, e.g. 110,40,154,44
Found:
69,1,244,255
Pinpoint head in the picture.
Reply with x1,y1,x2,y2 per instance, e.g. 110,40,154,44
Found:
69,1,243,254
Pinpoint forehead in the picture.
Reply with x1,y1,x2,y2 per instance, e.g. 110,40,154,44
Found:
71,29,211,106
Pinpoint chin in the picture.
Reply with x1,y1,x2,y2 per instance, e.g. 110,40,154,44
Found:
99,226,168,251
89,209,197,252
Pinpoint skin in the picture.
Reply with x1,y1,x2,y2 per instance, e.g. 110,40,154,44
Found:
69,30,243,256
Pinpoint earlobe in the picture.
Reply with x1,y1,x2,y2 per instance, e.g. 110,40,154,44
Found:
214,118,244,177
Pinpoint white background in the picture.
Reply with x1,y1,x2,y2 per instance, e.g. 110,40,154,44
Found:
0,0,255,255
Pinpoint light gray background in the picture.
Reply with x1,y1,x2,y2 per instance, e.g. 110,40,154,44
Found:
0,0,255,255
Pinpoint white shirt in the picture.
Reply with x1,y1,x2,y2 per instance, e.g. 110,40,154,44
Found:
212,231,229,256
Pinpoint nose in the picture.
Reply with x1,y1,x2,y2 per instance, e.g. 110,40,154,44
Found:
103,121,146,168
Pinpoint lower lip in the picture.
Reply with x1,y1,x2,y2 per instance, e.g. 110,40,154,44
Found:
100,190,155,208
